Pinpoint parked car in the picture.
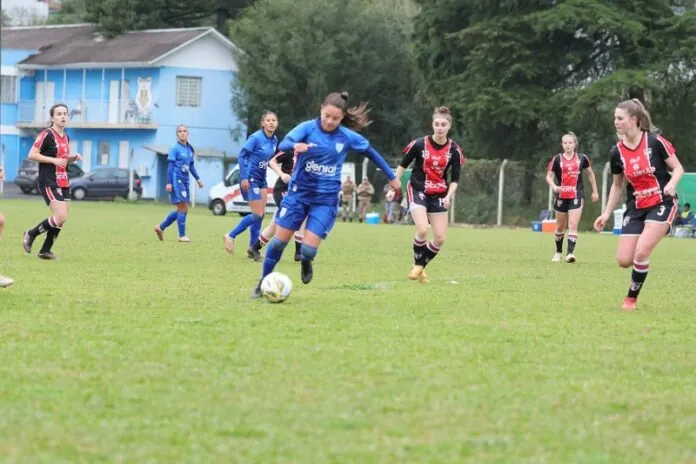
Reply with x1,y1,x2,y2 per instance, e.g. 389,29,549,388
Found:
15,159,84,194
70,168,143,201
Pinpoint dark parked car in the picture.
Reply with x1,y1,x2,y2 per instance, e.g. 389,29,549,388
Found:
15,159,84,194
70,168,143,201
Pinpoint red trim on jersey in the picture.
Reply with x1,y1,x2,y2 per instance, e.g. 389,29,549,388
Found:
666,199,678,224
422,137,452,195
406,182,414,204
558,153,581,200
455,144,465,166
32,130,49,149
45,186,56,202
50,128,70,188
617,132,663,209
656,135,676,158
403,139,418,154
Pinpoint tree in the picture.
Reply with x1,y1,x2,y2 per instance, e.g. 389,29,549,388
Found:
229,0,427,162
413,0,696,204
83,0,255,37
47,0,87,25
1,9,11,27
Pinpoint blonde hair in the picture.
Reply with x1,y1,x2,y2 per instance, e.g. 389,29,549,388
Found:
433,106,452,123
259,111,278,127
562,131,578,145
616,99,657,132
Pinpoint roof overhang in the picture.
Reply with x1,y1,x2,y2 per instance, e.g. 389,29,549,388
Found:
144,144,233,159
17,62,156,70
16,27,243,70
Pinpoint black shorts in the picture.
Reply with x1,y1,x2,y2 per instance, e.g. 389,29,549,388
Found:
553,197,583,213
407,184,447,214
273,185,287,208
40,184,71,206
622,198,678,235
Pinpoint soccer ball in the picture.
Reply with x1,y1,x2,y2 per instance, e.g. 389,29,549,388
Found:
260,272,293,303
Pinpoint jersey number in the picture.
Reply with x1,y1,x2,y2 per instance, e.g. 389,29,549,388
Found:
657,205,666,217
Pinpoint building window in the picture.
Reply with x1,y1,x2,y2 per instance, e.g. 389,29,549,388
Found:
1,76,17,103
98,141,110,165
176,76,201,107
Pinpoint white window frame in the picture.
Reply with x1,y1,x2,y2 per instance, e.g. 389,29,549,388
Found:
175,76,202,107
98,141,110,166
1,75,17,103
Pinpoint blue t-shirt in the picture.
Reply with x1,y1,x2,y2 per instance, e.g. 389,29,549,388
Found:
280,119,394,204
239,129,278,185
167,141,198,184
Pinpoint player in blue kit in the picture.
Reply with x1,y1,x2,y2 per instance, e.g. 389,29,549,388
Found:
251,92,402,297
224,112,279,257
154,125,204,242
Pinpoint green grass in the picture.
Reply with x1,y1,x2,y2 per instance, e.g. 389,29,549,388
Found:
1,199,695,463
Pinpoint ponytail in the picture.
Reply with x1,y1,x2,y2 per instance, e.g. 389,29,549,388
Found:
321,92,372,131
616,99,658,132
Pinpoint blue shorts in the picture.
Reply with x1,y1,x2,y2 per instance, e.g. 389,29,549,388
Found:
274,193,338,240
170,180,190,204
241,181,267,202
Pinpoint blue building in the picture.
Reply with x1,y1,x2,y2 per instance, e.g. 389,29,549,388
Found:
0,24,246,201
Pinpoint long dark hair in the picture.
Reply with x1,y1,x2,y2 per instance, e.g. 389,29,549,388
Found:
48,103,68,127
322,92,371,131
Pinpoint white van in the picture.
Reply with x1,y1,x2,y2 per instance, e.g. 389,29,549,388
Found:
208,162,357,216
208,164,280,216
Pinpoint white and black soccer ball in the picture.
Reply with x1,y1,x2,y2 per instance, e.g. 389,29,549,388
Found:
260,272,293,303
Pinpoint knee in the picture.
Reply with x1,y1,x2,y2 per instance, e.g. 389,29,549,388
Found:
300,243,318,260
433,232,446,247
633,247,651,263
268,237,288,252
415,224,428,239
55,213,68,226
616,255,633,268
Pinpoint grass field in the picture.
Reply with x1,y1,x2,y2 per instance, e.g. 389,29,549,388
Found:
1,199,695,463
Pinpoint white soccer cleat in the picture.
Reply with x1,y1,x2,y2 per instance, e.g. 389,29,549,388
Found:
552,252,562,262
565,253,576,263
178,236,191,243
0,275,14,288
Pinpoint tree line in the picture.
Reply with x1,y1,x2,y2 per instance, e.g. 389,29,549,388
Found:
11,0,696,183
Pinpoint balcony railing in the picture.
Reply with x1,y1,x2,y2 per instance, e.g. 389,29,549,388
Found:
16,99,157,129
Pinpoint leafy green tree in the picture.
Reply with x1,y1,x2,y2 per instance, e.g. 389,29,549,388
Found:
81,0,254,37
413,0,696,203
229,0,426,161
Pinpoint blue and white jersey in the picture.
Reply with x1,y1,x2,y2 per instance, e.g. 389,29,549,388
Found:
167,141,198,184
239,129,278,185
279,119,393,204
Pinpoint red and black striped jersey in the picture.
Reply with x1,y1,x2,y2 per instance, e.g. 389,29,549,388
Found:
610,132,677,209
399,136,464,195
547,153,591,200
32,128,71,188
